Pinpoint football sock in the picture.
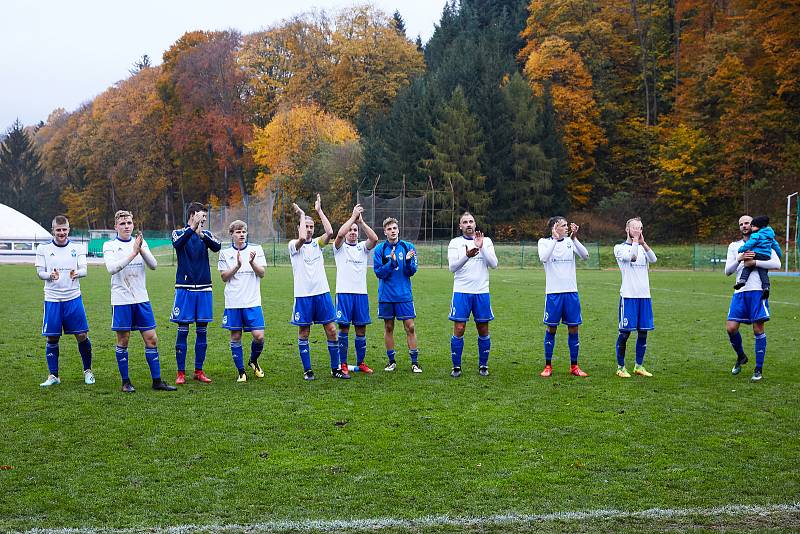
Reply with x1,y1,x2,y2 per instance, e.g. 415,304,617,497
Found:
230,340,244,373
478,335,491,367
45,342,59,375
144,346,161,380
728,331,746,358
250,339,264,363
338,332,349,366
194,324,208,370
615,331,630,367
386,349,397,363
568,333,580,365
355,335,367,365
409,348,419,364
544,330,555,364
755,333,766,368
451,335,464,368
327,340,339,370
115,345,129,381
78,338,92,370
175,324,189,371
635,331,648,366
298,338,311,371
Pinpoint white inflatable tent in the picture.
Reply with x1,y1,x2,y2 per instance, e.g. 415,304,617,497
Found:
0,203,52,255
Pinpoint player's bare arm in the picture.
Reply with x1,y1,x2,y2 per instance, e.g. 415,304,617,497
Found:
315,194,334,245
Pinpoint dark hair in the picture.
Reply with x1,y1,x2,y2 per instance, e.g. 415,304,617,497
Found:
547,216,566,233
187,202,206,218
751,215,769,229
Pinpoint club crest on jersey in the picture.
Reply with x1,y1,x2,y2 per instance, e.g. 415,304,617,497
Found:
70,249,77,257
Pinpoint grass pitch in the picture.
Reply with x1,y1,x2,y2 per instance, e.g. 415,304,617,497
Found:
0,263,798,532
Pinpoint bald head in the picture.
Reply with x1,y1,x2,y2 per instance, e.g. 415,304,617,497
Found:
738,215,752,237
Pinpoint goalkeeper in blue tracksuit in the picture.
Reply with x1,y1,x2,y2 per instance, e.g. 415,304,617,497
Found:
373,217,421,373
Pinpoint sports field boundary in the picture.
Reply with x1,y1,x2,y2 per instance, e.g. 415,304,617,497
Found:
18,503,800,533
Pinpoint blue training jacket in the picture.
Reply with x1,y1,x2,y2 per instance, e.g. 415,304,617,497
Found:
172,227,222,289
373,240,418,303
738,226,783,258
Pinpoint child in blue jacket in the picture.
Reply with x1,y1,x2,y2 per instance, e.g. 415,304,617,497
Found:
735,215,782,298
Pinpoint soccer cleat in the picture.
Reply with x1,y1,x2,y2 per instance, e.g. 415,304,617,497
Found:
411,362,423,373
237,372,247,383
121,381,136,393
83,369,95,385
615,366,631,378
357,362,374,374
732,354,749,375
340,364,350,377
303,369,315,381
40,374,60,387
331,368,351,379
248,360,264,378
193,370,212,383
384,360,397,372
175,371,186,385
152,379,177,391
450,366,462,378
539,364,553,378
479,366,489,376
634,365,652,377
570,365,589,377
751,369,763,382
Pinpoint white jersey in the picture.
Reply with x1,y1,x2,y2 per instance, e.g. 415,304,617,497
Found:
289,238,331,297
35,240,87,302
103,237,157,305
725,240,781,293
218,243,266,308
537,237,589,294
614,242,656,298
448,235,498,294
334,240,370,294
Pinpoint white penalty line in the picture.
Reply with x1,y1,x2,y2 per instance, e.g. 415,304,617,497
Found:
21,503,800,533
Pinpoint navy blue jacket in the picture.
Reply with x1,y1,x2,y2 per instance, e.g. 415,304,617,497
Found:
172,227,221,290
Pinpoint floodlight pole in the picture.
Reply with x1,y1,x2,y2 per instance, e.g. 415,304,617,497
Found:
787,191,798,273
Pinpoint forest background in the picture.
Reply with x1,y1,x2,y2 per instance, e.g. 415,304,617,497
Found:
1,0,798,242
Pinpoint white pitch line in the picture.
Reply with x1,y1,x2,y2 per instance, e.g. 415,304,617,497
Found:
18,503,800,533
595,281,799,306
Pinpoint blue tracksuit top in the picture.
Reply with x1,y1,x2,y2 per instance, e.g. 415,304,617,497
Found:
373,240,417,303
172,226,222,289
738,226,783,258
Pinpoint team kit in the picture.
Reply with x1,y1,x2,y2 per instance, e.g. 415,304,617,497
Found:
35,201,780,391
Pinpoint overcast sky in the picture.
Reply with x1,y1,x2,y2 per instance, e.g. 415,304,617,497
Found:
1,0,447,130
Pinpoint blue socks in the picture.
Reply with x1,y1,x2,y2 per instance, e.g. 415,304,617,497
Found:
194,324,208,370
115,345,129,381
45,342,59,375
175,325,189,371
728,331,745,357
635,331,648,366
616,331,630,366
298,338,311,371
451,335,464,367
250,339,264,363
230,341,244,372
568,333,579,365
339,332,349,366
355,335,367,365
409,348,419,364
328,340,339,369
755,333,766,370
144,346,161,380
387,349,397,363
478,335,491,367
78,338,92,370
544,330,555,364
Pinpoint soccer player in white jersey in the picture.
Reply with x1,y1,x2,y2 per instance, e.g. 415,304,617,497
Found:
103,210,176,392
537,216,590,378
725,215,780,381
289,194,350,380
218,220,266,382
35,215,94,387
333,204,379,375
448,212,498,377
613,217,657,378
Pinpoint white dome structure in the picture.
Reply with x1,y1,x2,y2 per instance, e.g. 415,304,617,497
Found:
0,203,52,256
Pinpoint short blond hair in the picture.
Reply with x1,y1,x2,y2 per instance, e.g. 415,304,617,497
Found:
51,215,69,228
625,217,642,229
382,217,398,228
114,210,133,223
228,220,247,234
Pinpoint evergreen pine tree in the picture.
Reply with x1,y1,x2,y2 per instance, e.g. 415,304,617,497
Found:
0,119,54,225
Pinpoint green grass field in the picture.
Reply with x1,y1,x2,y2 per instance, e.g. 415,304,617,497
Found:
0,263,798,532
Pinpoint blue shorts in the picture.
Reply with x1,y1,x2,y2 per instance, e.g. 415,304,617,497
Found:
336,293,372,326
618,297,654,331
727,291,770,324
170,289,213,324
378,301,416,320
112,302,156,331
42,296,89,336
292,293,336,326
543,292,582,326
223,306,265,331
449,292,494,322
